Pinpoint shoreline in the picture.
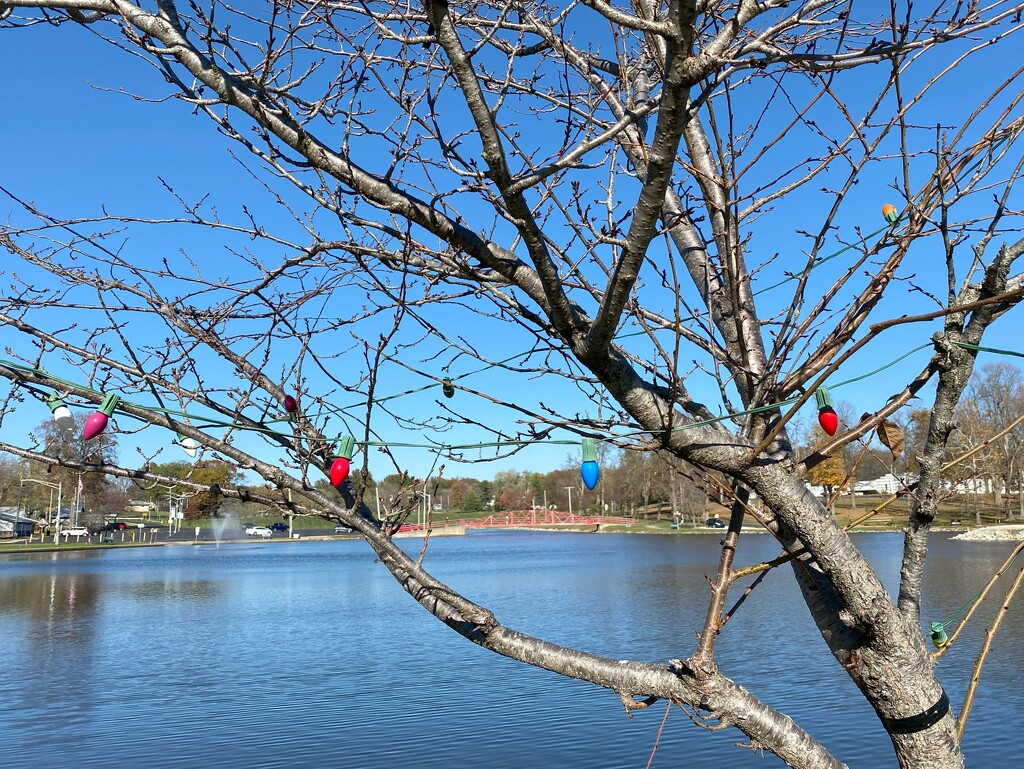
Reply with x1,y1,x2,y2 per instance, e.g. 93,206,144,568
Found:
951,524,1024,542
0,521,980,557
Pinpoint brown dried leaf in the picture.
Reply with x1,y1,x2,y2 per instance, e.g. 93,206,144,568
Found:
876,419,905,459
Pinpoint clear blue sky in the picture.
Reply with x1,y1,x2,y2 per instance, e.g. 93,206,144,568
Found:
2,12,1022,485
0,21,593,481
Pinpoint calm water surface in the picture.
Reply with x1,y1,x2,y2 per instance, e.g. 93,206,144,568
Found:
0,532,1019,768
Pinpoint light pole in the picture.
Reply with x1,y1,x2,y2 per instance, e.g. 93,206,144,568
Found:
417,492,432,529
564,486,574,516
158,484,178,536
166,492,180,536
167,492,196,534
71,473,85,527
21,478,63,544
159,484,194,535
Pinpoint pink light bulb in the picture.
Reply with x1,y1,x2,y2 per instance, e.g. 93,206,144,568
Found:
82,412,109,441
81,393,120,441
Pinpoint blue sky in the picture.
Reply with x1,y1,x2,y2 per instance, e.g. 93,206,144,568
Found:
0,20,591,480
2,11,1023,484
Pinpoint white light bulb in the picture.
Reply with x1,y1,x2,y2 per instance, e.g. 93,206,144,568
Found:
179,436,200,458
46,394,76,431
52,405,75,431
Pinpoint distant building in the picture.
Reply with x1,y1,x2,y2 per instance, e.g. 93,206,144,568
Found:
949,477,1001,495
0,507,38,538
853,474,918,495
125,500,156,514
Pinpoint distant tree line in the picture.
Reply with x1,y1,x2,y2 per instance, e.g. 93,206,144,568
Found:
364,449,713,523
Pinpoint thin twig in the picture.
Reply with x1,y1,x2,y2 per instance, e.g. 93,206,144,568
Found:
955,565,1024,740
644,700,673,769
694,487,748,662
935,540,1024,658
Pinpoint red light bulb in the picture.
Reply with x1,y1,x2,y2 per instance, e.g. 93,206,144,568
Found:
329,435,356,487
818,407,838,436
284,394,297,413
814,387,839,436
330,457,351,487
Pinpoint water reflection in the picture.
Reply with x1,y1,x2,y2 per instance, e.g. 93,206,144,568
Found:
127,580,223,602
0,533,1020,768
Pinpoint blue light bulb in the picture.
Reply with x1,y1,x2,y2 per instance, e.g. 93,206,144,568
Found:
580,437,600,490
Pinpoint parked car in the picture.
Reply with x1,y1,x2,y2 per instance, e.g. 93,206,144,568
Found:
704,518,726,529
950,519,962,526
92,521,129,534
242,522,257,532
63,526,90,537
334,524,353,534
246,526,272,538
269,522,290,532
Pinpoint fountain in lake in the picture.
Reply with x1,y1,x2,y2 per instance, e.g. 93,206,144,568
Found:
209,515,234,547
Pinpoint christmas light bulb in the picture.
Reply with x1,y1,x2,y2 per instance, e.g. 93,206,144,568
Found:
330,457,351,487
46,393,75,431
818,408,838,436
177,434,200,458
882,203,899,224
930,621,948,650
284,394,298,413
442,377,455,398
330,435,356,487
580,437,599,491
815,387,838,437
82,393,120,441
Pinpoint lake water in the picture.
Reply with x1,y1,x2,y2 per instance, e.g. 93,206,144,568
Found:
0,532,1019,768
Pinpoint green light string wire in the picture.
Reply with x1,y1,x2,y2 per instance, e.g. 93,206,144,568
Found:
755,222,895,296
347,207,906,416
0,359,298,436
953,343,1024,359
0,339,1019,456
333,204,902,415
331,349,533,414
932,544,1024,635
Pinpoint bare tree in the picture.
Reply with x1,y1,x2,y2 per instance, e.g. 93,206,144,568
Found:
954,362,1024,512
0,456,27,508
3,2,1024,767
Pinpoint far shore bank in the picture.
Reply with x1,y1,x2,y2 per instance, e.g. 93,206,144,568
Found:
0,521,990,557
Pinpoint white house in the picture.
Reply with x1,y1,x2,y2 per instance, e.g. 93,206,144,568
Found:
853,473,917,495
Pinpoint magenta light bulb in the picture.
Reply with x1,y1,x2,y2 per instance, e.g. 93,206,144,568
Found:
82,393,120,441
